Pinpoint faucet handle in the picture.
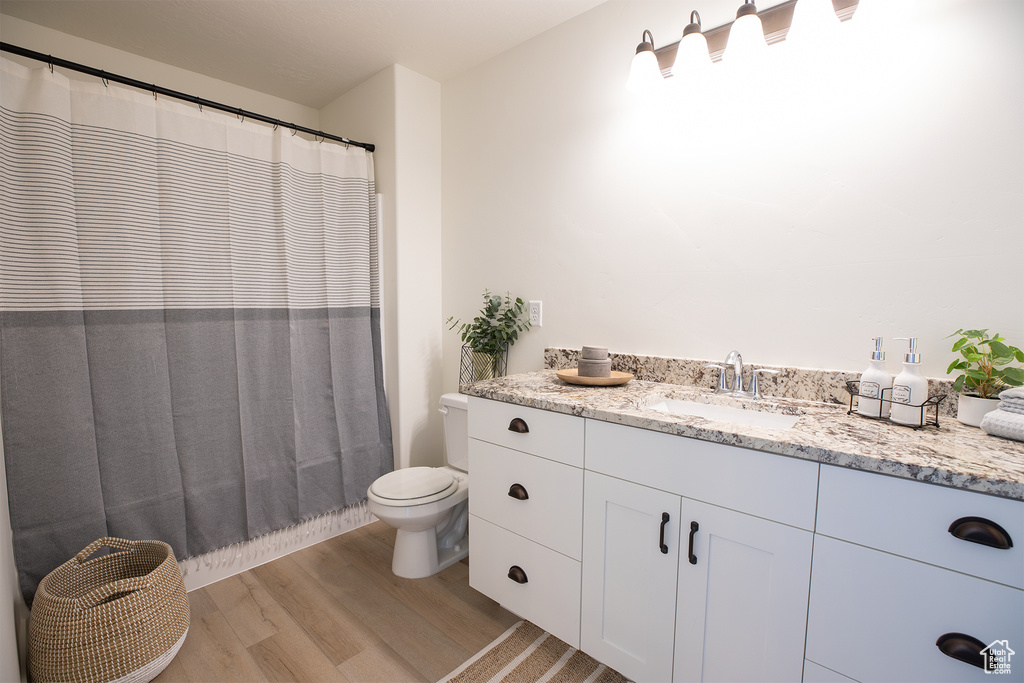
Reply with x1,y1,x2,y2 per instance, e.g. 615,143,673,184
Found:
702,364,729,393
749,368,780,400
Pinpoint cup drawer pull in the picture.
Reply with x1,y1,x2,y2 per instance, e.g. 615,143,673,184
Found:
507,483,529,501
936,632,986,669
507,418,529,433
507,565,528,584
948,516,1013,549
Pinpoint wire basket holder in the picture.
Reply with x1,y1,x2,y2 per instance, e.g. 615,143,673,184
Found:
459,344,508,386
845,380,946,430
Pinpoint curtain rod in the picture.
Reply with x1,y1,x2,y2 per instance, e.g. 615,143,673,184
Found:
1,42,375,153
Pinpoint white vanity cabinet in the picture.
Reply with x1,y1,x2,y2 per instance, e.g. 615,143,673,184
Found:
466,397,585,648
582,420,818,683
806,465,1024,683
580,471,681,682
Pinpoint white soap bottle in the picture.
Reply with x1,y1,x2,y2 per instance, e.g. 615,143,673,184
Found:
857,337,892,418
890,337,929,425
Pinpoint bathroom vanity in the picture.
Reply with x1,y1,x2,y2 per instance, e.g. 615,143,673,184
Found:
463,370,1024,683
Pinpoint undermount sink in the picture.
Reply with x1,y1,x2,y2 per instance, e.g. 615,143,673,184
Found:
644,397,801,431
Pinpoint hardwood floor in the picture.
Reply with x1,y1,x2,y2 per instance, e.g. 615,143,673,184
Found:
153,521,519,682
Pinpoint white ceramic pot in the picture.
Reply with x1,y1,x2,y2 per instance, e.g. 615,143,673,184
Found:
956,394,1000,427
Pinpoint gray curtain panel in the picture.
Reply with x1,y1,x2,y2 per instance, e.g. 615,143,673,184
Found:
0,58,393,604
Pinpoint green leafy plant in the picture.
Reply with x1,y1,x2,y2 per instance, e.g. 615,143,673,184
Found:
945,329,1024,399
447,290,531,357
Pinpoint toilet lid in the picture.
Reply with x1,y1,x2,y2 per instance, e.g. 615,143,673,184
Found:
370,467,457,503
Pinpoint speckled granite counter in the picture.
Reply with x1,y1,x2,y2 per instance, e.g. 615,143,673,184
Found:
461,370,1024,501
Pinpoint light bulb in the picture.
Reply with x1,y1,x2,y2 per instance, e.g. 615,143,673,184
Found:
787,0,841,48
671,11,712,79
722,1,768,64
626,30,665,93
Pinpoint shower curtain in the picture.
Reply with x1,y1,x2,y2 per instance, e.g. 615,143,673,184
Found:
0,58,393,603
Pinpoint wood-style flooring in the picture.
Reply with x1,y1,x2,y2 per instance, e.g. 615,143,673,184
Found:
153,521,519,682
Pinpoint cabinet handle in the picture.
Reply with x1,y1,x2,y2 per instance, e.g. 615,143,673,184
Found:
948,516,1013,549
659,513,670,554
507,565,528,584
936,632,986,670
508,418,530,434
507,483,529,501
688,521,699,565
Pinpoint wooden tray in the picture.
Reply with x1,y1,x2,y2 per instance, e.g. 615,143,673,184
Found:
556,369,634,386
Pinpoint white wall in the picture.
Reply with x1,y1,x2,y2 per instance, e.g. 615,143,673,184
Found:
0,14,320,128
322,65,443,469
441,0,1024,390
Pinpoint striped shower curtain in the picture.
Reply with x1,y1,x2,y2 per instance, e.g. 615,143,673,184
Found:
0,58,393,603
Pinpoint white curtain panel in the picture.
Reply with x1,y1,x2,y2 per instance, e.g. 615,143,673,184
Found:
0,58,392,603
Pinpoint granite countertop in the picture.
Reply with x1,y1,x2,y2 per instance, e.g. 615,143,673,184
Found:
461,370,1024,501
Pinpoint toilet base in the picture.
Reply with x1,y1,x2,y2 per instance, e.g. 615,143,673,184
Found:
390,501,469,579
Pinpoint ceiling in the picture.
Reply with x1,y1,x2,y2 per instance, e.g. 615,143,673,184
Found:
0,0,609,109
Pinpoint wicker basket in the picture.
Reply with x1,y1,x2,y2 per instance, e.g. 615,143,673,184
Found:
29,537,190,683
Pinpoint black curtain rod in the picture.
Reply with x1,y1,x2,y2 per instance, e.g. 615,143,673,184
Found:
1,42,375,153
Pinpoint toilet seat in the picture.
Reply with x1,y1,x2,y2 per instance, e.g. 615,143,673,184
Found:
369,467,458,506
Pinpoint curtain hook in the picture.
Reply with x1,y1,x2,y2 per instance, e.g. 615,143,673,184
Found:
47,56,53,73
195,96,202,113
237,108,245,124
152,85,157,100
273,120,279,132
291,126,298,137
100,71,108,87
315,132,324,143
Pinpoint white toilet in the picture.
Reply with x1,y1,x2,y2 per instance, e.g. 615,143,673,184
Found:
367,393,470,579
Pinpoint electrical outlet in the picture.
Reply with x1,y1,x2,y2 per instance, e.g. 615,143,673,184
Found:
528,300,542,327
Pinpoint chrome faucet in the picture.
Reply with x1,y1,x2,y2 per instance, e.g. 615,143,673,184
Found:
703,350,780,399
724,350,744,393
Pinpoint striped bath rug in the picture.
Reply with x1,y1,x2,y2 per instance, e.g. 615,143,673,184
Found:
439,621,629,683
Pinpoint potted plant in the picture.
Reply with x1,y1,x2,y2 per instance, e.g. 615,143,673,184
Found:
448,290,532,383
946,328,1024,427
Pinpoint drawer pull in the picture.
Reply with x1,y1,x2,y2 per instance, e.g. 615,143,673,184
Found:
507,565,528,584
948,517,1013,549
659,513,670,554
936,632,986,669
688,521,699,565
507,483,530,501
507,418,530,433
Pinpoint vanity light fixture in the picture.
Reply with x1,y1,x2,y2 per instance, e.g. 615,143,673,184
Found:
626,30,665,93
671,11,713,78
627,0,859,89
722,0,768,63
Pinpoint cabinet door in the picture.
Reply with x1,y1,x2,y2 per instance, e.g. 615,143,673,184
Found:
674,500,813,682
581,471,681,683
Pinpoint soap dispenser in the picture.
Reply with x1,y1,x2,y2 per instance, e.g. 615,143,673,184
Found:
857,337,892,418
890,337,929,425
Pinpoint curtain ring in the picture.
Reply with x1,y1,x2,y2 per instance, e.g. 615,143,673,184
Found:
47,56,53,73
237,108,245,124
195,96,202,113
152,85,157,100
100,71,108,87
291,126,298,137
273,120,279,131
315,132,324,143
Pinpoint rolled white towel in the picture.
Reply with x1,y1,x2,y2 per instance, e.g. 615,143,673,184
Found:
980,408,1024,442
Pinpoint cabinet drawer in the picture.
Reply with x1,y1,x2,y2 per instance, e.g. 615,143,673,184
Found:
469,440,583,560
585,420,819,529
468,397,584,467
817,465,1024,588
806,536,1024,682
469,515,581,648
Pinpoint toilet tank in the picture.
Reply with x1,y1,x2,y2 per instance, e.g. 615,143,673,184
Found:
440,393,469,472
